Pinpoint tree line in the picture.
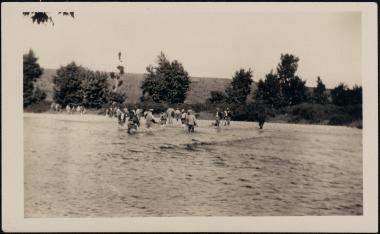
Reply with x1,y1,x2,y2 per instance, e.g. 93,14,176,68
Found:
24,49,362,114
208,53,362,108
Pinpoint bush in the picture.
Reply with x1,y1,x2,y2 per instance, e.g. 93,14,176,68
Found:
207,91,226,103
290,103,325,123
230,102,273,122
133,101,169,114
24,100,51,113
343,104,362,120
328,114,354,125
269,102,362,126
107,91,126,105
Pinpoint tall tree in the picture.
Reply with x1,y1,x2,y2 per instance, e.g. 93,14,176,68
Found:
313,76,328,104
276,54,306,105
225,68,253,104
107,52,127,105
53,62,84,106
81,70,109,108
331,83,350,106
287,75,307,105
255,70,282,107
141,52,191,104
23,50,44,107
109,52,125,92
350,85,362,105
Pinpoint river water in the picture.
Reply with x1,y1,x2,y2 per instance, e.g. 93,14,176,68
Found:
24,113,363,217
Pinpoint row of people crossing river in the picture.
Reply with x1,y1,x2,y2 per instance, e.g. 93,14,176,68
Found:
50,102,264,134
106,105,233,134
50,103,87,115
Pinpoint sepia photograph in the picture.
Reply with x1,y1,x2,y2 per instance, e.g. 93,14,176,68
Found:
2,2,378,232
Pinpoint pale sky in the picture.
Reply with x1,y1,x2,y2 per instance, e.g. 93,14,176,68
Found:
20,6,361,88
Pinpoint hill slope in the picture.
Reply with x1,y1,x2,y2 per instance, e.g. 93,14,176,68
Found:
36,68,257,104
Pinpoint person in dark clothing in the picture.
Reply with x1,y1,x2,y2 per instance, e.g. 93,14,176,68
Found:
224,108,232,126
256,105,267,129
214,108,223,127
127,111,140,134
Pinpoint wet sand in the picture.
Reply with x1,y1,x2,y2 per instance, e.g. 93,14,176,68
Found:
24,113,363,217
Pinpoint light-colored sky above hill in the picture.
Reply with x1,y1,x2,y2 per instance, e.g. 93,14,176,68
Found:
20,4,361,88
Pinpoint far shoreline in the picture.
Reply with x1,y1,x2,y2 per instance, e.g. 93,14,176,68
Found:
23,110,362,130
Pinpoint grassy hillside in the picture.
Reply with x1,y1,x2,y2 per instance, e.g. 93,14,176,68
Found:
36,68,257,104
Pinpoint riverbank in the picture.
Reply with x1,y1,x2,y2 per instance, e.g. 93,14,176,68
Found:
23,112,362,131
23,101,362,129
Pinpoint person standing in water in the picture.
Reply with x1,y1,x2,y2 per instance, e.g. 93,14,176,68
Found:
144,109,156,128
186,109,197,133
166,107,174,125
76,105,81,114
180,109,187,125
66,104,71,114
127,110,140,134
224,108,232,126
214,108,223,127
116,106,123,125
175,108,181,122
160,112,167,125
256,105,267,129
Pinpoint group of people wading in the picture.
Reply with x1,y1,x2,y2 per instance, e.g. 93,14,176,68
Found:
106,103,241,134
106,104,202,134
50,103,87,115
51,101,265,131
212,107,232,127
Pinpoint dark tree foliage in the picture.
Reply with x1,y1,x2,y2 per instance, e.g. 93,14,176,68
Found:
23,50,45,107
350,85,362,105
141,52,191,104
287,76,307,105
331,83,362,106
277,54,299,85
23,12,74,26
53,62,85,106
81,70,109,108
313,76,328,104
255,70,282,107
208,91,227,104
225,68,253,104
276,54,307,105
107,91,126,105
54,62,118,107
331,83,350,106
